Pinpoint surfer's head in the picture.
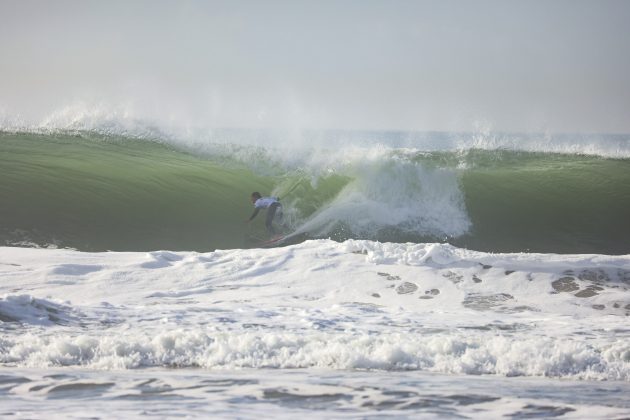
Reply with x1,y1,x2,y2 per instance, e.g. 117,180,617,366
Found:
251,192,261,203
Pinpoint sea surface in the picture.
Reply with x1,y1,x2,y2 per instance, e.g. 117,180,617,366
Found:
1,124,629,418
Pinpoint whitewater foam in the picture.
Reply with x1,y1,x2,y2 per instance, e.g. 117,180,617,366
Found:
288,152,471,239
1,240,629,379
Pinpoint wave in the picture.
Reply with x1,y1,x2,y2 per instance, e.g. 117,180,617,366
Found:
1,125,630,253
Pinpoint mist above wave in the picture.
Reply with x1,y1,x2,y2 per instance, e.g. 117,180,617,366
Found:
1,102,629,159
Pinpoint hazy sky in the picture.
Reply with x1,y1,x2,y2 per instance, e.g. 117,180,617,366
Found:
1,0,629,133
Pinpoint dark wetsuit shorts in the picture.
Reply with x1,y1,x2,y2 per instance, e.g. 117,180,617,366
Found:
266,202,282,234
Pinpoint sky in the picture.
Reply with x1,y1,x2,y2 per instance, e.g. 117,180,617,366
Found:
1,0,629,133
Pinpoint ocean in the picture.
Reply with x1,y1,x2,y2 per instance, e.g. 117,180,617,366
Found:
1,124,630,418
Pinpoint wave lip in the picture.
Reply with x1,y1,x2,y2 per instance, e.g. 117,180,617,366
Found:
2,103,630,158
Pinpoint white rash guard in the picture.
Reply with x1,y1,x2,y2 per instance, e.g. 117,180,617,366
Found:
254,197,279,209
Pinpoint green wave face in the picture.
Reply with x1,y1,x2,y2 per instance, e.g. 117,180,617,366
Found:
456,150,630,254
1,133,277,250
1,132,629,253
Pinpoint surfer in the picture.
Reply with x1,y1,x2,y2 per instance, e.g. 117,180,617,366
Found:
245,192,282,235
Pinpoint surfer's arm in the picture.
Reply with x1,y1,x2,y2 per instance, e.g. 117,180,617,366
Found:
247,208,260,221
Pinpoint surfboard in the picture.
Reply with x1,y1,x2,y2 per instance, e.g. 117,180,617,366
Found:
260,234,286,247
